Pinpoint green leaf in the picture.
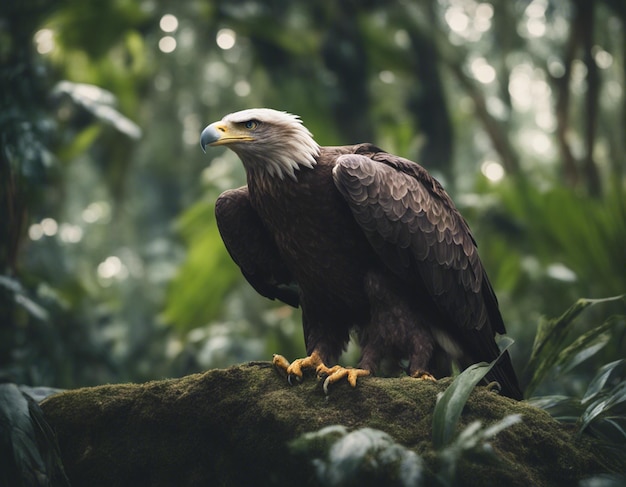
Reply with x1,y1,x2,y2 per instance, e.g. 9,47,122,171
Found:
57,124,102,160
556,315,624,374
53,81,141,139
290,426,426,487
0,275,49,322
0,384,70,487
432,338,514,450
480,413,522,440
525,296,625,396
162,198,241,331
436,414,522,485
582,359,626,405
579,382,626,438
527,395,585,423
588,417,626,444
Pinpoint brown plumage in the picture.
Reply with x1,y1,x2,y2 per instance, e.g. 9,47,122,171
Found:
201,108,523,400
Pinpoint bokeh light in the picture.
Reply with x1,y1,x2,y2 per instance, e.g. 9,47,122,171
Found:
481,160,505,182
445,7,469,33
470,58,496,84
159,14,178,33
34,29,55,54
159,36,177,53
216,29,236,50
234,80,251,97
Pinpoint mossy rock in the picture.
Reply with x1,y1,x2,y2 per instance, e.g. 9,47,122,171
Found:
40,362,619,486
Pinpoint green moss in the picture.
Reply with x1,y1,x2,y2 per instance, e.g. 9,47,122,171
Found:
40,363,622,487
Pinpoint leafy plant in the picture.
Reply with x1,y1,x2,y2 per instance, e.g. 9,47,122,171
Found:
578,359,626,444
529,360,626,469
526,298,626,469
290,425,427,487
291,412,521,487
432,337,514,449
292,344,523,487
0,383,69,487
429,338,522,485
435,414,522,487
525,296,625,397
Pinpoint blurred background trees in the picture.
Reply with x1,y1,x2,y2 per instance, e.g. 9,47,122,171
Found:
1,0,624,398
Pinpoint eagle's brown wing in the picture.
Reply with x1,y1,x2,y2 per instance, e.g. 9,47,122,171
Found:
333,152,522,400
215,186,299,307
333,152,490,331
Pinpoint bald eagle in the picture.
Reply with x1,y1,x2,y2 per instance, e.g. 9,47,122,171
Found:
200,108,522,400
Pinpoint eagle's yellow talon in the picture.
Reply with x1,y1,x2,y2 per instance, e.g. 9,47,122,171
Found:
287,362,303,379
486,380,502,394
273,351,324,385
411,370,437,381
348,369,370,387
273,353,305,384
320,366,370,395
272,354,290,373
273,352,369,393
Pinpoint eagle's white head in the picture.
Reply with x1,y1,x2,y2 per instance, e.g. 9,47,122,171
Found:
200,108,320,181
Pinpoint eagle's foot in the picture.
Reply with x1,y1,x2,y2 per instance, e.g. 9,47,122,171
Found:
486,380,502,394
272,352,370,393
272,354,291,379
410,370,437,381
316,364,370,395
272,352,325,385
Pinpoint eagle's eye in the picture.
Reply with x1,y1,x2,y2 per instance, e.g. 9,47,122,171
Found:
243,120,259,130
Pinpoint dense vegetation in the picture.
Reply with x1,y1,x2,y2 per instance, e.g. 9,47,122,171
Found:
1,0,625,482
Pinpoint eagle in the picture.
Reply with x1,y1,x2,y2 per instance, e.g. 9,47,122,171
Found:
200,108,523,400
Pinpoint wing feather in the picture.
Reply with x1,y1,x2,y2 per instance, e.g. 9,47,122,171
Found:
333,153,488,331
334,148,521,399
215,187,299,307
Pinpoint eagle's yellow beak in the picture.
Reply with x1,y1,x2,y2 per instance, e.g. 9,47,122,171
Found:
200,122,254,152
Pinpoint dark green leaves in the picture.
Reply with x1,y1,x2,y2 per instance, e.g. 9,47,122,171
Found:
0,275,49,322
528,360,626,446
525,298,626,465
435,414,522,487
432,337,515,449
162,199,241,331
579,359,626,442
290,425,426,487
53,81,141,140
0,384,70,487
430,340,524,485
525,295,625,396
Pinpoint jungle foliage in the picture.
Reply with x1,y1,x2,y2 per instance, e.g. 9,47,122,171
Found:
1,0,625,482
